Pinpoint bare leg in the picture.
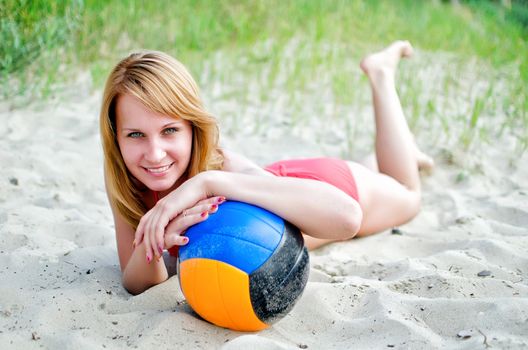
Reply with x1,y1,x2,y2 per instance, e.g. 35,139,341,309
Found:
352,40,425,236
308,42,425,251
306,41,430,250
361,149,434,173
360,41,434,175
359,40,421,190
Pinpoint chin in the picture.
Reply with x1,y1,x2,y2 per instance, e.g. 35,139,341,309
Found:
145,180,174,192
146,173,184,192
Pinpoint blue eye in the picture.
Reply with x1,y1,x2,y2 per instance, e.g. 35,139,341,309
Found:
163,127,179,135
127,132,143,138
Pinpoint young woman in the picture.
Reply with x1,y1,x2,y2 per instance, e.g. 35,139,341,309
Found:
100,40,433,295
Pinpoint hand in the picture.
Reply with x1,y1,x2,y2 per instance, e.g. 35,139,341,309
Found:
163,196,225,251
132,174,224,263
136,195,226,263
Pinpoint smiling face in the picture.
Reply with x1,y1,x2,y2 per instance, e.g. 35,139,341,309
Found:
115,94,193,194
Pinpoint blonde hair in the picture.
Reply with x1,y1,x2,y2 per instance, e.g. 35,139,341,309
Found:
100,51,223,229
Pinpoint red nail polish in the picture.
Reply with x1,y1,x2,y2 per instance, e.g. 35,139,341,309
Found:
218,197,226,204
158,244,163,255
211,204,218,210
182,237,189,243
201,211,208,218
146,254,151,264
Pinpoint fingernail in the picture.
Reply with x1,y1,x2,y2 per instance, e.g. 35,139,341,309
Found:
218,197,226,204
146,254,151,264
210,204,218,211
182,237,189,244
158,244,163,255
201,211,208,218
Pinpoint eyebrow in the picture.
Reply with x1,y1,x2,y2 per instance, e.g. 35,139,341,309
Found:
121,121,183,131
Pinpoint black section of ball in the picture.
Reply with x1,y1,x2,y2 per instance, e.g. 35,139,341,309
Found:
249,221,310,324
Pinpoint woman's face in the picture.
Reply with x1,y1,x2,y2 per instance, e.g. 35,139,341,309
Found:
115,94,193,193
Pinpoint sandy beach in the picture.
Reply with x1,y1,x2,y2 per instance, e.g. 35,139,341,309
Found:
1,49,527,349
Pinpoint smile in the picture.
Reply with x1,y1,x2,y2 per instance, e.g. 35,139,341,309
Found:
144,163,173,175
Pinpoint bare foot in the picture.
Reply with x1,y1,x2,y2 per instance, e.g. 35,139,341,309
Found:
360,40,413,85
416,149,435,172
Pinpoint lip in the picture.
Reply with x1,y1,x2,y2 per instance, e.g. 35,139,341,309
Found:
143,163,174,176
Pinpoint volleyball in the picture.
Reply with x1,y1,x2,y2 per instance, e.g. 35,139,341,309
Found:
177,200,309,331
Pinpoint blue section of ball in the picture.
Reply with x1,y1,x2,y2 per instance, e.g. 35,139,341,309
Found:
179,201,285,274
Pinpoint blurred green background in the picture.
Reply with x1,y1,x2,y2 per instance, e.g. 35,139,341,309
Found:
1,0,527,155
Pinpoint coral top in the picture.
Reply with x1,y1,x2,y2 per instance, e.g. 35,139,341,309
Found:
264,157,359,202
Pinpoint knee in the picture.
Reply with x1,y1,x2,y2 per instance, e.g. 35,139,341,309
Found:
342,199,363,239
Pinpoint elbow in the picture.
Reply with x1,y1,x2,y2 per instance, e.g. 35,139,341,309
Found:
122,273,167,295
121,264,146,295
339,200,363,240
122,277,146,295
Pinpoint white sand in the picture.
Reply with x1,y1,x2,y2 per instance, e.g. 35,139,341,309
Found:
1,57,527,349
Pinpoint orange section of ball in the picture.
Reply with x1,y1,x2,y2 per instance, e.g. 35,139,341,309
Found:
179,258,269,332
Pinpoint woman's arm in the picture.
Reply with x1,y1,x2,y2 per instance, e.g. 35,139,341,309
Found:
110,191,223,294
201,170,362,240
110,200,169,295
217,150,362,238
136,151,363,261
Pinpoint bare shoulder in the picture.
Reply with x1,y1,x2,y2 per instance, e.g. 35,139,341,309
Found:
221,149,273,176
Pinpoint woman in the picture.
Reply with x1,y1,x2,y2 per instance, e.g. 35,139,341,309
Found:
100,40,433,294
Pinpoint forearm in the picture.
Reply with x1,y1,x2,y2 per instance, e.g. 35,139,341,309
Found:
202,170,362,240
122,242,168,295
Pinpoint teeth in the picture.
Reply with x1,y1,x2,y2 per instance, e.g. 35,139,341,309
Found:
147,164,171,173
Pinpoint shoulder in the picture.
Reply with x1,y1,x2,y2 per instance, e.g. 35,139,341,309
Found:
220,149,273,177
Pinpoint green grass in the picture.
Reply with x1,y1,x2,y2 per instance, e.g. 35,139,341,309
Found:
1,0,527,155
1,0,82,97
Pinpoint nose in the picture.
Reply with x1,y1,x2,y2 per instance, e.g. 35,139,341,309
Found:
144,138,167,163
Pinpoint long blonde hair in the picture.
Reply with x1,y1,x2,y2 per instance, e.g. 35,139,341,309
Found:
100,51,223,229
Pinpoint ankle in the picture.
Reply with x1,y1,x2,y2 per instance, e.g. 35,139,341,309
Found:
368,70,395,91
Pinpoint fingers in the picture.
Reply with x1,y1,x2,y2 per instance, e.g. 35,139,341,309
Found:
164,233,189,249
163,203,217,249
136,195,226,264
196,196,225,205
135,200,174,264
184,196,225,217
148,203,172,262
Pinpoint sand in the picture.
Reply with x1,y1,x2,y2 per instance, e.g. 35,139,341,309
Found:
1,55,527,349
